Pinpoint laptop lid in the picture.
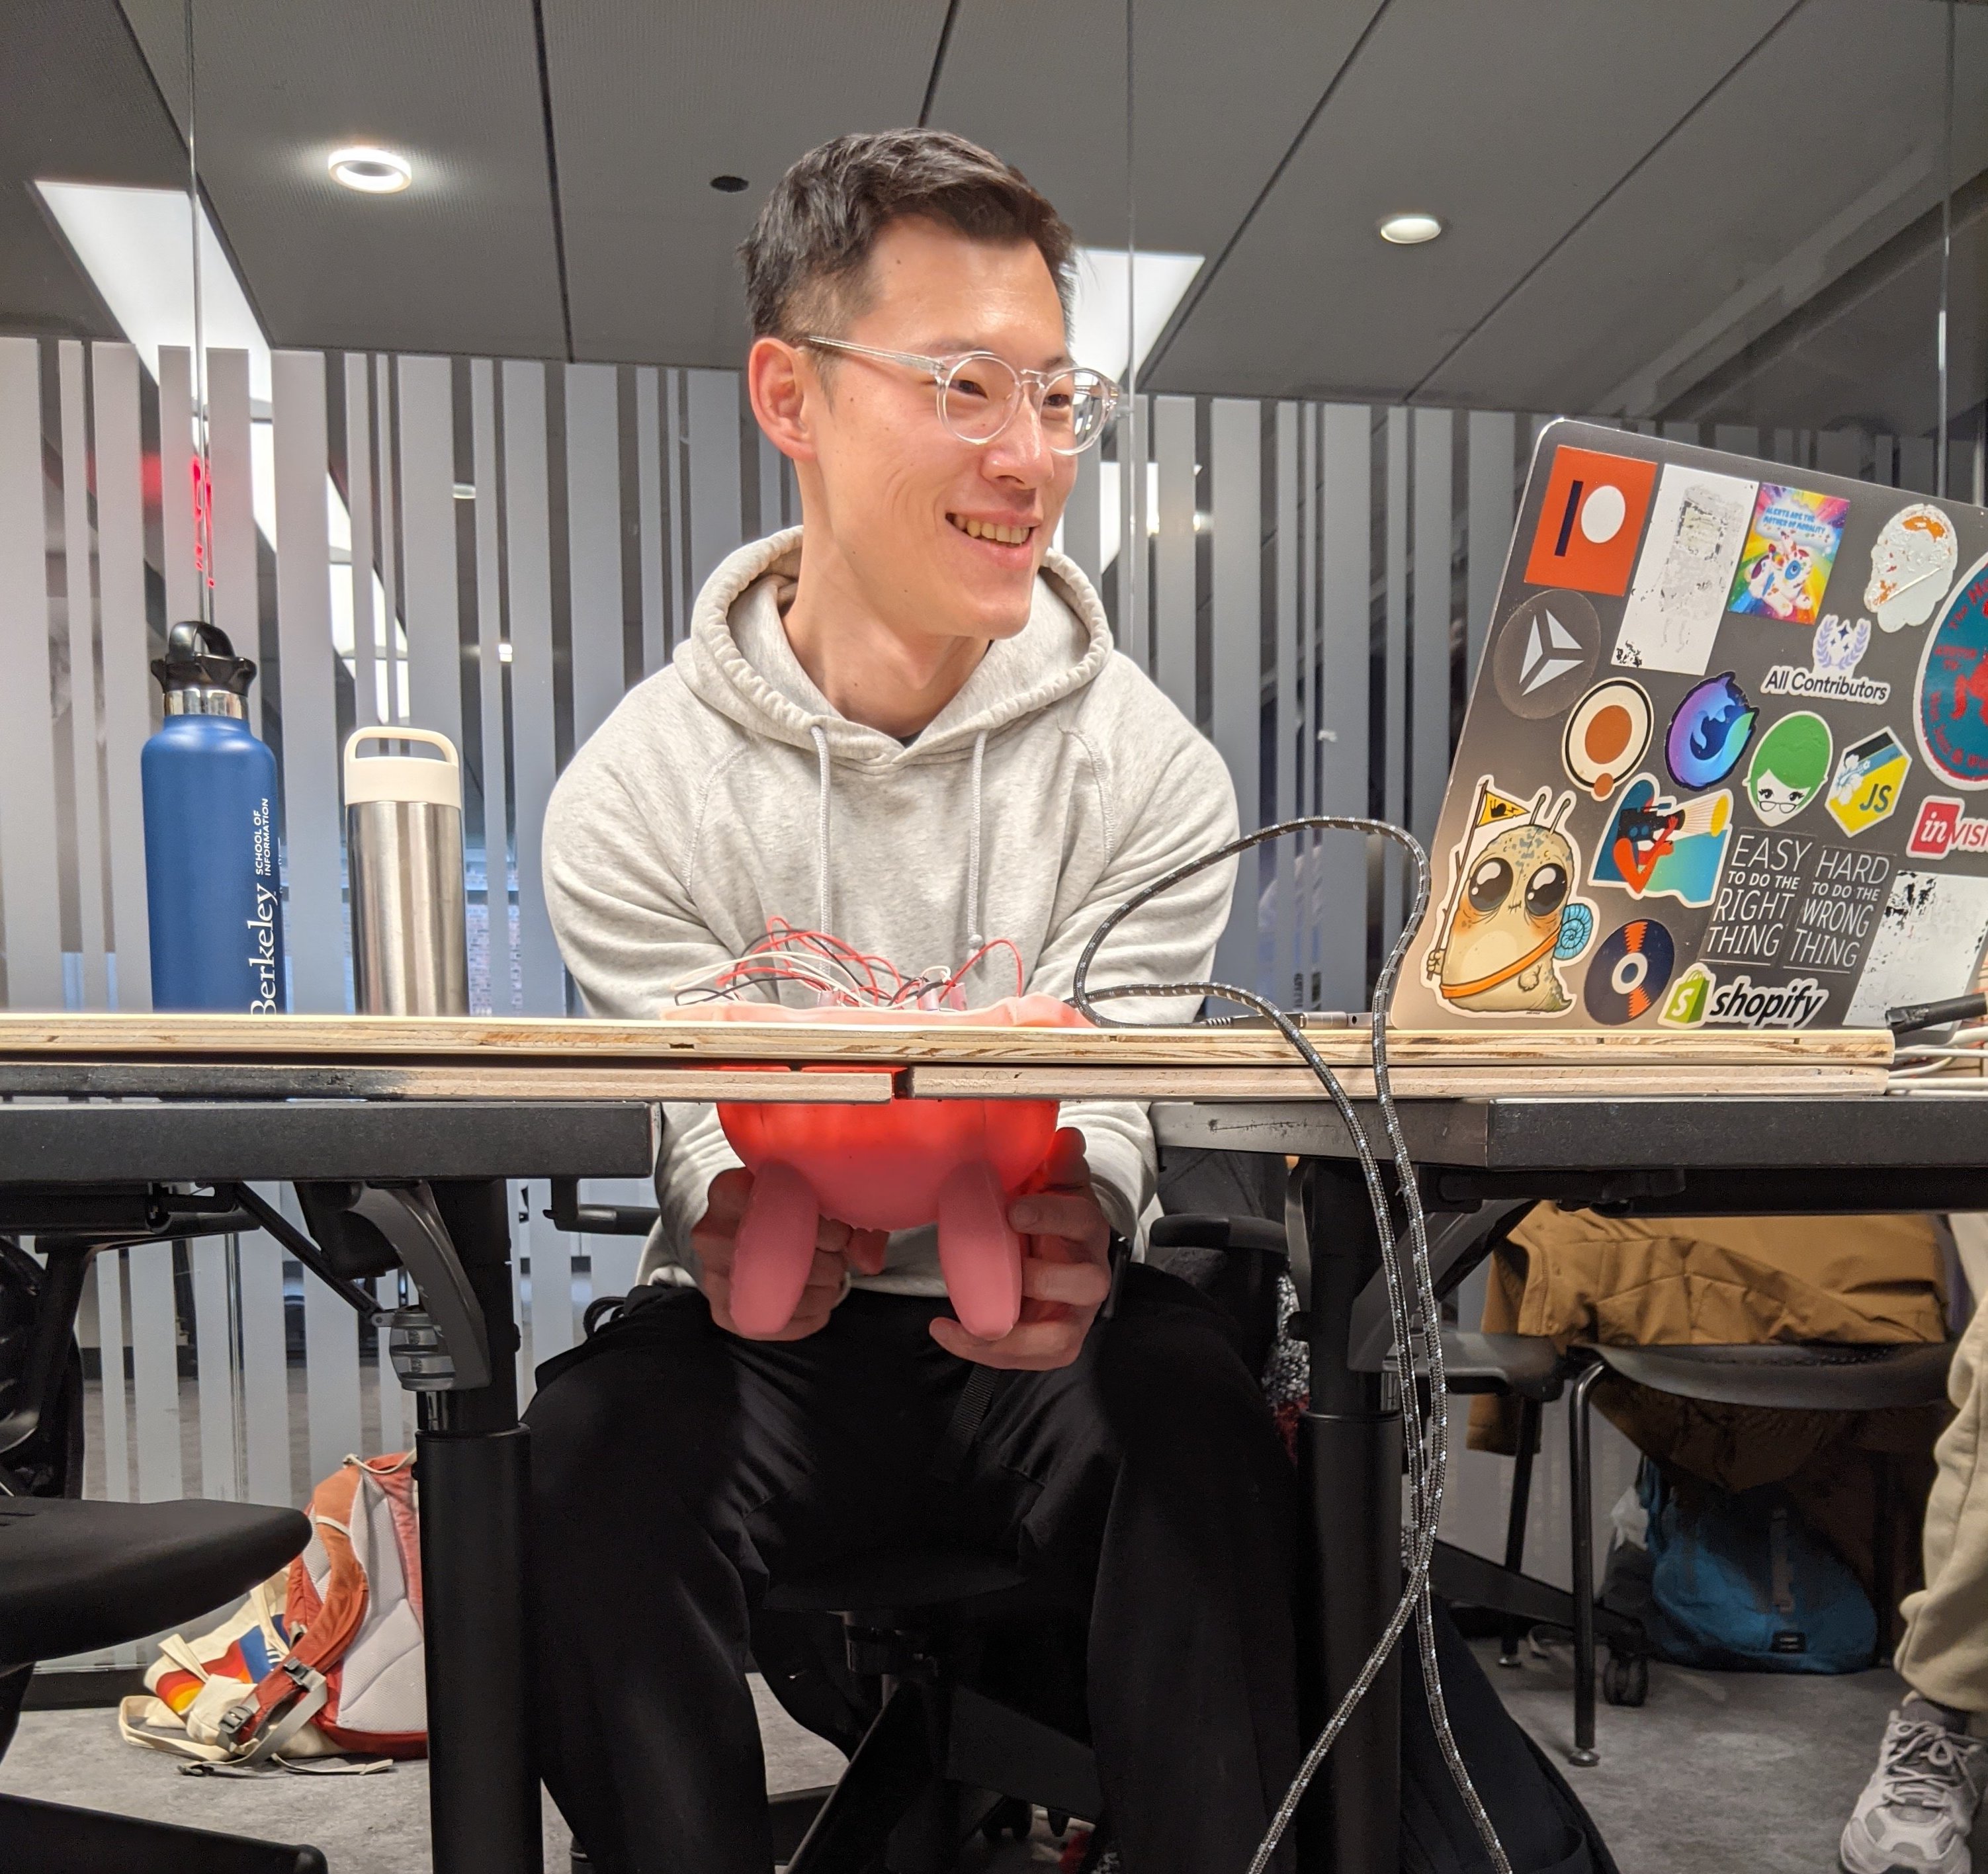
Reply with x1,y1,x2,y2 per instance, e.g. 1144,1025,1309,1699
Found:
1391,419,1988,1033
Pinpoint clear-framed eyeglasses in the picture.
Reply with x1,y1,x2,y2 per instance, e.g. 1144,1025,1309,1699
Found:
803,336,1120,456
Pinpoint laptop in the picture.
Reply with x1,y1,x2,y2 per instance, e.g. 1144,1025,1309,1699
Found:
1392,419,1988,1034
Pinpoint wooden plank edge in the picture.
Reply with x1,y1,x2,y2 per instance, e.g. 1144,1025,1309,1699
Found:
0,1064,900,1103
904,1064,1891,1099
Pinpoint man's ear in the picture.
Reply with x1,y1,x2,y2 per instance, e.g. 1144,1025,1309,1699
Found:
748,336,816,464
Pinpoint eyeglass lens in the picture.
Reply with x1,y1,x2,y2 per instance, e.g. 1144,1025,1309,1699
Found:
940,357,1112,455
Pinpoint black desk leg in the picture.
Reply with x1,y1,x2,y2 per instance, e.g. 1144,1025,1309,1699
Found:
1296,1160,1402,1874
417,1179,539,1874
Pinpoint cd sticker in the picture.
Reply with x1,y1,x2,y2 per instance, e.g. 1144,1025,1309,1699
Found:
1727,484,1850,626
1491,591,1603,720
1665,671,1756,789
1745,712,1833,827
1590,774,1734,908
1423,778,1597,1017
1562,679,1653,802
1824,728,1911,837
1522,446,1658,596
1868,503,1959,632
1583,918,1676,1025
1915,552,1988,790
1612,464,1760,677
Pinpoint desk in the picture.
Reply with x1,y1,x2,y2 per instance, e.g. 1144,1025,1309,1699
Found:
0,1097,656,1874
1152,1091,1988,1874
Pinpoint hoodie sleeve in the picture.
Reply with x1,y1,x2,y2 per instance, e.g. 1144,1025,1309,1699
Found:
541,728,742,1279
1025,701,1241,1240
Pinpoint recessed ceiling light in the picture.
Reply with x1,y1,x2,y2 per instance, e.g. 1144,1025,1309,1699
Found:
709,174,749,194
1377,212,1444,246
329,147,411,194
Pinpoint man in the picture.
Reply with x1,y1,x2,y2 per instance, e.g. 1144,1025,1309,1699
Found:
531,130,1300,1874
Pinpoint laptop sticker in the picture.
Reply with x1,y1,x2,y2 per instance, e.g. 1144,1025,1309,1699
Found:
1825,727,1911,835
1422,779,1596,1016
1561,679,1652,802
1761,611,1889,706
1909,795,1988,860
1490,590,1602,720
1612,464,1760,675
1590,775,1734,908
1727,485,1850,625
1745,712,1833,826
1702,835,1891,979
1659,963,1829,1031
1666,671,1756,788
1582,918,1675,1025
1868,503,1959,632
1522,447,1658,596
1844,871,1988,1025
1915,552,1988,789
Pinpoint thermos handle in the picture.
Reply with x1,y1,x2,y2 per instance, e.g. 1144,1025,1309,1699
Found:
344,725,460,779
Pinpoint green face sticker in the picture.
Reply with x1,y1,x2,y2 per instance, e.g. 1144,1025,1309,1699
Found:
1745,712,1833,826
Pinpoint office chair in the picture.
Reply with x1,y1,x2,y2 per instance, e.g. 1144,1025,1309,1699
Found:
0,1228,322,1873
554,1181,1287,1873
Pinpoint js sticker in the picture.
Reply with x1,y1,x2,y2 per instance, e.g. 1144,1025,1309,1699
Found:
1824,729,1911,837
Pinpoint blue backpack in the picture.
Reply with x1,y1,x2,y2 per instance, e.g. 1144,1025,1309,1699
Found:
1637,1462,1877,1674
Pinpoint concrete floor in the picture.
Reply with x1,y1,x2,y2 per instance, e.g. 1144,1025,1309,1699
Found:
3,1646,1969,1873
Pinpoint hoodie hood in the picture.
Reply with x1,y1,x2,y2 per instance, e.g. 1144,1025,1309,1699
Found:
676,527,1115,767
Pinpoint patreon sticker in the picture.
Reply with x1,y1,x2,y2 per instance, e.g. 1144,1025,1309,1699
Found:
1522,447,1658,597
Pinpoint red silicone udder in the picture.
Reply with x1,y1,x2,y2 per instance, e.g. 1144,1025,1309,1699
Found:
730,1160,820,1337
935,1160,1024,1342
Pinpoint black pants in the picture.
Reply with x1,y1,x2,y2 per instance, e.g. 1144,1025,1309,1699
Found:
523,1263,1301,1874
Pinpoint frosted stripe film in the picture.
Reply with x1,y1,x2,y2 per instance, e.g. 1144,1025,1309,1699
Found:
127,1242,184,1501
566,362,624,749
501,361,564,1015
206,351,259,728
0,338,64,1009
1273,403,1298,1007
345,354,378,731
1318,405,1371,1013
237,1225,294,1506
398,355,464,755
1064,449,1101,587
1410,407,1453,851
470,361,511,1010
1152,395,1195,720
298,1189,362,1488
158,348,199,628
1209,399,1260,995
91,343,153,1009
272,350,346,1013
636,365,666,677
191,1239,237,1501
1466,411,1517,678
94,1252,130,1501
374,354,402,724
58,343,108,1007
685,368,742,593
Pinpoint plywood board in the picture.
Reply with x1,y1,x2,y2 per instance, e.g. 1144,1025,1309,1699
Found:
0,1063,898,1103
907,1064,1889,1101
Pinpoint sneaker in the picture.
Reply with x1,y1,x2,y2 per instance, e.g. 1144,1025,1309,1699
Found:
1840,1708,1988,1874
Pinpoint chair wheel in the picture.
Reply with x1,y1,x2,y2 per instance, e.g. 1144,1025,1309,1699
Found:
1602,1650,1648,1707
979,1797,1033,1842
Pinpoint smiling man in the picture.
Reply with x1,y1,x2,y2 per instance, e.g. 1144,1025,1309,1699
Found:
531,130,1299,1874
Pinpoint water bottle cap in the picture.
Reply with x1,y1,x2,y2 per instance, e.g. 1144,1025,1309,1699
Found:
151,620,256,697
344,726,461,810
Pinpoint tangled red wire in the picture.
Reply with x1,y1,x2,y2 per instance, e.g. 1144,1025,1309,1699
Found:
675,917,1025,1009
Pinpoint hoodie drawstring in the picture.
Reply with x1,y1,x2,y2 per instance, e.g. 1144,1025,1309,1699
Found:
809,724,833,933
965,729,987,951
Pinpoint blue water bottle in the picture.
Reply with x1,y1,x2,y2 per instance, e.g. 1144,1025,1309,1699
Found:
141,621,287,1013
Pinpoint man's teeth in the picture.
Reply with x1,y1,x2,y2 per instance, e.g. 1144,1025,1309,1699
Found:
952,515,1032,545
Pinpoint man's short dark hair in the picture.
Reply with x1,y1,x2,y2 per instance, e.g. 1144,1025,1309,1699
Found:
741,130,1076,343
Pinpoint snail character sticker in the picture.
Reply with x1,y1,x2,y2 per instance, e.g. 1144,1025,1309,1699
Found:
1745,712,1833,826
1868,503,1958,632
1424,779,1596,1016
1665,671,1756,788
1583,918,1676,1025
1915,552,1988,790
1727,485,1850,625
1562,679,1653,801
1824,728,1911,836
1491,591,1602,720
1760,611,1891,706
1522,446,1658,596
1591,775,1734,908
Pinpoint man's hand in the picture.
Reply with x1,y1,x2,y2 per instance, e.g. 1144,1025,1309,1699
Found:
690,1167,888,1342
929,1128,1113,1371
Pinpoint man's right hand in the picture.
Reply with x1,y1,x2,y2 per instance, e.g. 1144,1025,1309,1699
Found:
689,1167,888,1341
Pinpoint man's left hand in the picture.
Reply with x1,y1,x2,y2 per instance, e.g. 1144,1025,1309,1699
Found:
929,1127,1113,1371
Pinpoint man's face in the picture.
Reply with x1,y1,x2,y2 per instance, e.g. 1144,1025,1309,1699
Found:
793,218,1078,643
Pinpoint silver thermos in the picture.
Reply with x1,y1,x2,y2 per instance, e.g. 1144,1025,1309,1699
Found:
345,726,469,1015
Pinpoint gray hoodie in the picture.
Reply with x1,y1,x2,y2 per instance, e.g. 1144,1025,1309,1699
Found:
542,528,1239,1291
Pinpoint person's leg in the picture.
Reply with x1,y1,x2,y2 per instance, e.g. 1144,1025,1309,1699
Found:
955,1263,1302,1874
1842,1290,1988,1874
524,1288,957,1874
